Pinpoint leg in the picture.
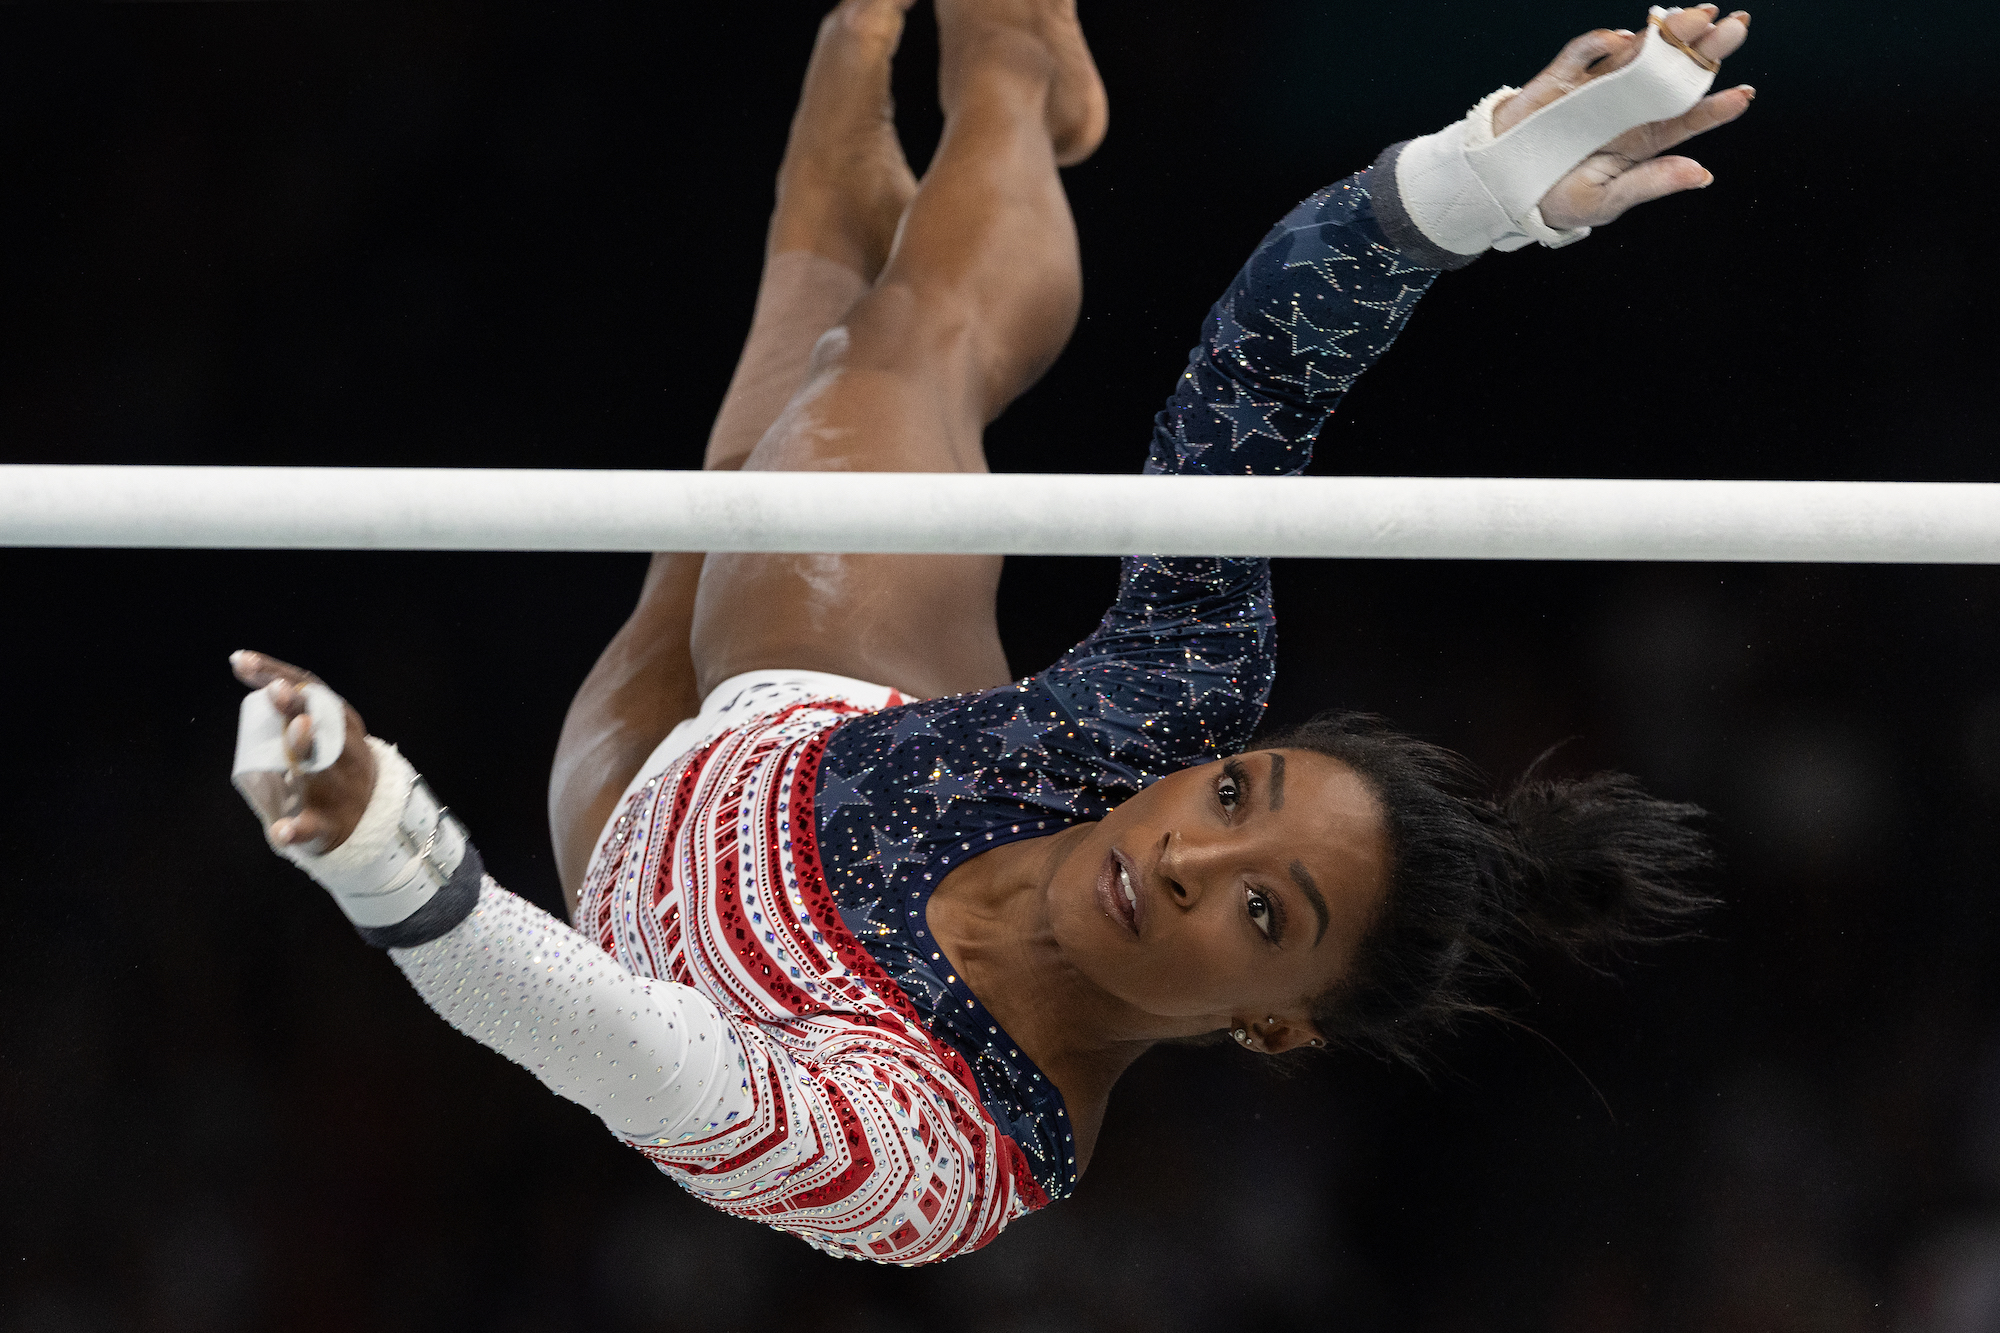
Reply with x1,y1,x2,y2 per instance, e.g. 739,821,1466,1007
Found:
550,0,923,905
691,0,1106,697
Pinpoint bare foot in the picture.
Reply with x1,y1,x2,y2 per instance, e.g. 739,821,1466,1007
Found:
1497,5,1755,230
937,0,1109,168
769,0,923,279
1039,0,1109,167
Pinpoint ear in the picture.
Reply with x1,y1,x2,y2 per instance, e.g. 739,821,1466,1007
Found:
1240,1015,1326,1054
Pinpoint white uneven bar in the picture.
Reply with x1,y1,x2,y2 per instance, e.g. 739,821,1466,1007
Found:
3,465,1998,562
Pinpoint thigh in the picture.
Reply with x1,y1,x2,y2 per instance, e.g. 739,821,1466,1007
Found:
550,261,876,908
550,552,707,912
688,298,1012,700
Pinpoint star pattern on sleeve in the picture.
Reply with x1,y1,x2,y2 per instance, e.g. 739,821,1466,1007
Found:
1208,383,1289,452
1208,300,1258,363
1377,242,1436,278
807,156,1450,1212
1271,361,1361,400
1282,226,1365,289
1164,402,1212,466
1166,649,1255,707
1356,283,1427,329
1272,302,1359,362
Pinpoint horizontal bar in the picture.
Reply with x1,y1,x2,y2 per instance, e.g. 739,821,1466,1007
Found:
2,465,1996,562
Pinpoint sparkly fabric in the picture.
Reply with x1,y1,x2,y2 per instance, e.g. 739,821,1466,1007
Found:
385,162,1448,1267
393,882,754,1143
813,165,1444,1202
577,701,1046,1265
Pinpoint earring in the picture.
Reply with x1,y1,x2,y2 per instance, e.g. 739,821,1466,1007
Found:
1231,1027,1252,1048
1308,1038,1325,1048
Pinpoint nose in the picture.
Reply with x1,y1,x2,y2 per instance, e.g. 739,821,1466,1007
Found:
1159,829,1225,908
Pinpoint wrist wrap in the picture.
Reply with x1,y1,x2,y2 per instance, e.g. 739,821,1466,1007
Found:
1394,7,1718,258
278,738,484,947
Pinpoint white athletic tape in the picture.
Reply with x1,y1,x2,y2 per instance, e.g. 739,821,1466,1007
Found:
5,468,1998,564
232,680,347,776
270,737,471,927
1397,8,1718,255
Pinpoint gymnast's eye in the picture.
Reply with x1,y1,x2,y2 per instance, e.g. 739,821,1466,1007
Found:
1246,888,1277,940
1217,761,1246,812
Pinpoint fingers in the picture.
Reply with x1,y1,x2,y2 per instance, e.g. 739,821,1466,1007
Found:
1585,153,1714,226
1550,26,1637,82
261,705,377,854
1696,9,1750,64
1603,84,1755,160
1495,4,1751,140
268,807,337,853
285,710,318,768
1659,4,1720,47
230,649,314,690
1657,6,1751,71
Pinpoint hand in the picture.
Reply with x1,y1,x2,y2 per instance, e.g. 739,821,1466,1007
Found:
1498,5,1754,231
230,649,377,853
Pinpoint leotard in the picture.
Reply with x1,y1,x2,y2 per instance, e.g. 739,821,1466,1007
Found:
352,153,1451,1265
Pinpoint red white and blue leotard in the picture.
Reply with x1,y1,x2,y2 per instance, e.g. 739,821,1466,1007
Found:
379,158,1449,1265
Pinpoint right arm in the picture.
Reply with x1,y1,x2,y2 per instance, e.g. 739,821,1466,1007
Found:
229,653,1041,1264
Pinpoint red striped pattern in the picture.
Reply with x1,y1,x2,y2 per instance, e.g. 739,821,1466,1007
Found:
575,700,1049,1265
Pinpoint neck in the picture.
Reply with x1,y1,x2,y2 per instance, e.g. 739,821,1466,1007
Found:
925,824,1174,1157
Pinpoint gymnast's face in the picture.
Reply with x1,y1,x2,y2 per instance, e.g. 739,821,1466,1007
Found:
1045,749,1390,1048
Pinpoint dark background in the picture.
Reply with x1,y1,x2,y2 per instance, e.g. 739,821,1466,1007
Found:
3,2,1997,1330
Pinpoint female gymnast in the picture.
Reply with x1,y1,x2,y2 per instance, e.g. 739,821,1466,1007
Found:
230,0,1753,1264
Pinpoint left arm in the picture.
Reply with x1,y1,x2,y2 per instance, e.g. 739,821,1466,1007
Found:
1043,7,1753,774
1035,169,1444,777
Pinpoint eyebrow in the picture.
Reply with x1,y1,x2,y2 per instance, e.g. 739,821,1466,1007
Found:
1289,859,1330,946
1267,752,1286,812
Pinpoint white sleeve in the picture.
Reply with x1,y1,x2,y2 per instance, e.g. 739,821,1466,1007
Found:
388,881,757,1145
264,731,756,1144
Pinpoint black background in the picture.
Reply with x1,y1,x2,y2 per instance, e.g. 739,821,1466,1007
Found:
3,2,1998,1331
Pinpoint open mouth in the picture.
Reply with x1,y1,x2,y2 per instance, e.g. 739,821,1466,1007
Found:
1095,847,1141,937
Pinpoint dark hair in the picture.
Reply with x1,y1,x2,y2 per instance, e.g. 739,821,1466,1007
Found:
1263,711,1714,1066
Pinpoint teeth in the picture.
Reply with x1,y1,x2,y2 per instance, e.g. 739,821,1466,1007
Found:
1118,863,1136,910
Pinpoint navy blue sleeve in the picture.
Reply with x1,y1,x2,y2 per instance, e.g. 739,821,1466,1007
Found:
809,172,1460,1146
1039,165,1448,775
